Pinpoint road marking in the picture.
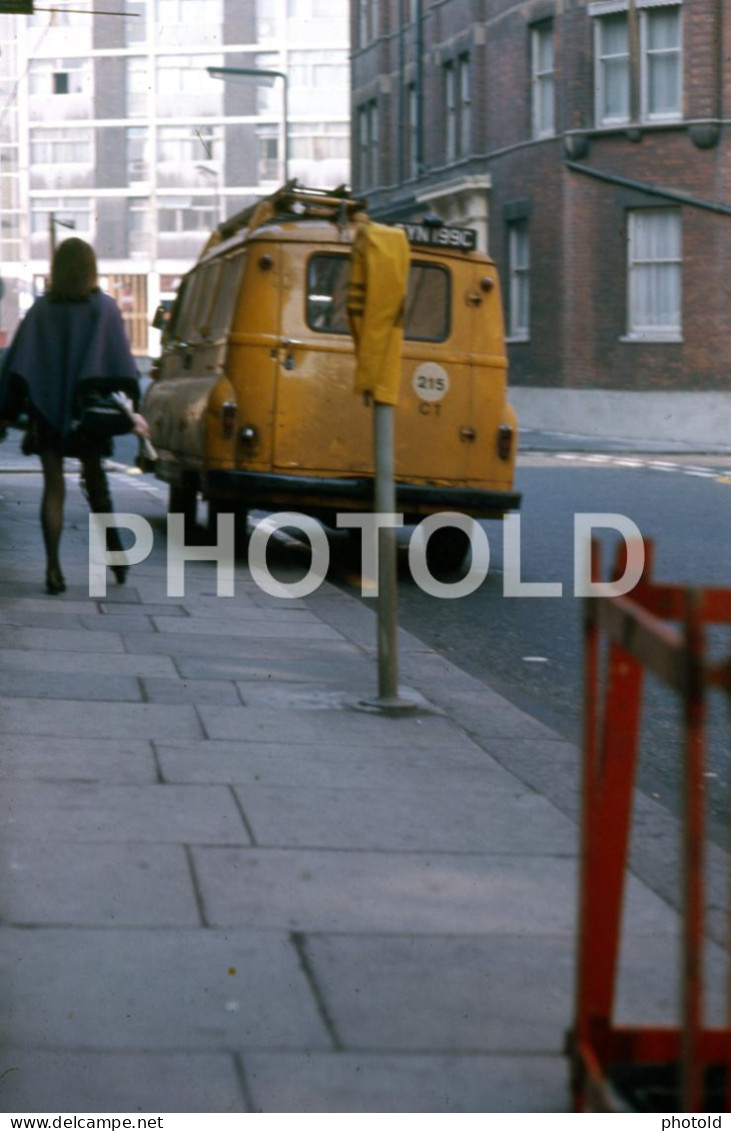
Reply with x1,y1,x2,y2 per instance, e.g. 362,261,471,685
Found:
531,452,729,483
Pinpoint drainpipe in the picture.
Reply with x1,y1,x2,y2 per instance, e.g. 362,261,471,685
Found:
564,160,731,215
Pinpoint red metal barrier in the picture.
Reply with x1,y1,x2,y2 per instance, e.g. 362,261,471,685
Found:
569,539,731,1113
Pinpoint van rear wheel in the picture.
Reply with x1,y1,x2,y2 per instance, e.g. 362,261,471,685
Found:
424,527,471,578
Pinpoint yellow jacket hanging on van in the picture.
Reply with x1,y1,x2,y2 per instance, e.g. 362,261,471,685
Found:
347,222,410,406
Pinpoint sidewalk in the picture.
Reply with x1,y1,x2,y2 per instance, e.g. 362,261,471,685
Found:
0,433,724,1113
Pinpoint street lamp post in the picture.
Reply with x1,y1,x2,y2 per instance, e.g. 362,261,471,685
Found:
206,65,289,184
48,212,75,260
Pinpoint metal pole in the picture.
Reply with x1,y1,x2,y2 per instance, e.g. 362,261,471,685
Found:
374,401,398,702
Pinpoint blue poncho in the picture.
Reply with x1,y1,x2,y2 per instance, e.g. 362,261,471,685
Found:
0,290,140,438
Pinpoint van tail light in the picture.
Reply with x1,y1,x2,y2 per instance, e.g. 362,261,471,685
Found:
221,401,237,439
497,424,514,461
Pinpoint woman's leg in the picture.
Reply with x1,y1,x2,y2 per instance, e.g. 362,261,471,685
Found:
38,447,66,581
80,455,127,580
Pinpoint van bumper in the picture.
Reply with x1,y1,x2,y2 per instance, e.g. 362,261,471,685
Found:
205,470,521,519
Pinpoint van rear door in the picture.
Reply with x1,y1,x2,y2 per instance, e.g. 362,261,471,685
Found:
395,256,473,485
271,246,372,475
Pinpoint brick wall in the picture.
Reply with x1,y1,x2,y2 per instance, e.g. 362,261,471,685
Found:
351,0,730,393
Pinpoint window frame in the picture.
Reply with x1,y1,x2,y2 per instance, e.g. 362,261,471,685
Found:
444,60,456,164
457,53,471,157
507,219,530,342
625,207,682,341
305,253,452,343
531,22,555,139
640,4,683,123
594,11,631,127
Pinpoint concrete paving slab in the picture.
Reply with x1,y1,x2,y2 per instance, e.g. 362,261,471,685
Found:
0,647,177,678
0,697,204,740
156,737,509,788
304,932,575,1053
0,610,92,631
0,624,125,652
0,782,248,845
141,677,243,705
194,848,580,934
120,630,361,662
0,669,143,701
244,1051,569,1113
1,782,249,845
179,596,325,623
191,847,677,936
0,597,97,615
175,653,372,685
301,930,703,1054
1,842,201,927
0,1049,247,1114
78,614,158,633
150,615,344,641
0,734,157,784
99,602,189,617
198,705,476,748
0,927,331,1051
232,782,576,853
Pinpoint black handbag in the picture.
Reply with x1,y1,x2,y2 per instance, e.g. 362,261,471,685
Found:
75,388,133,438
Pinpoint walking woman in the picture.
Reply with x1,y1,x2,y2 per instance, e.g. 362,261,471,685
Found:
0,238,149,594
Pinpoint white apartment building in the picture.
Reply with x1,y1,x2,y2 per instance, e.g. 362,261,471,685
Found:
0,0,350,356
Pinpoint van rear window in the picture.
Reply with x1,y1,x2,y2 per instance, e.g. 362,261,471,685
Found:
306,254,450,342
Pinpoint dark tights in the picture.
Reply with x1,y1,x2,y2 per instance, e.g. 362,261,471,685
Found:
39,448,122,576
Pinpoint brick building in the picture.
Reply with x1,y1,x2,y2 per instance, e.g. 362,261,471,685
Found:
350,0,730,444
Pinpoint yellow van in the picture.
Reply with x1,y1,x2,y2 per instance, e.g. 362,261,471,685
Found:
141,183,520,572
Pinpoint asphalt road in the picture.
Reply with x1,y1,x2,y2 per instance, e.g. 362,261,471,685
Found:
370,451,731,841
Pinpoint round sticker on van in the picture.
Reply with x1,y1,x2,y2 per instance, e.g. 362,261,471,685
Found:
412,362,450,403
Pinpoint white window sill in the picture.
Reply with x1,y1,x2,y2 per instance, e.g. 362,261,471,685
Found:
620,333,684,343
506,334,530,343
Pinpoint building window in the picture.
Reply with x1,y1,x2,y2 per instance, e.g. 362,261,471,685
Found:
594,12,630,126
593,2,682,126
158,198,218,233
458,54,471,157
531,22,555,138
627,208,681,339
124,0,146,45
445,55,471,162
156,0,220,22
358,0,378,47
31,197,93,240
258,131,279,181
508,219,530,340
358,99,378,189
30,127,93,165
126,127,150,184
641,5,682,121
289,50,349,92
444,61,456,163
127,57,149,117
406,81,418,178
29,58,92,99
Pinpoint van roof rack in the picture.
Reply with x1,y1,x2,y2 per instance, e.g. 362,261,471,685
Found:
213,181,368,244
